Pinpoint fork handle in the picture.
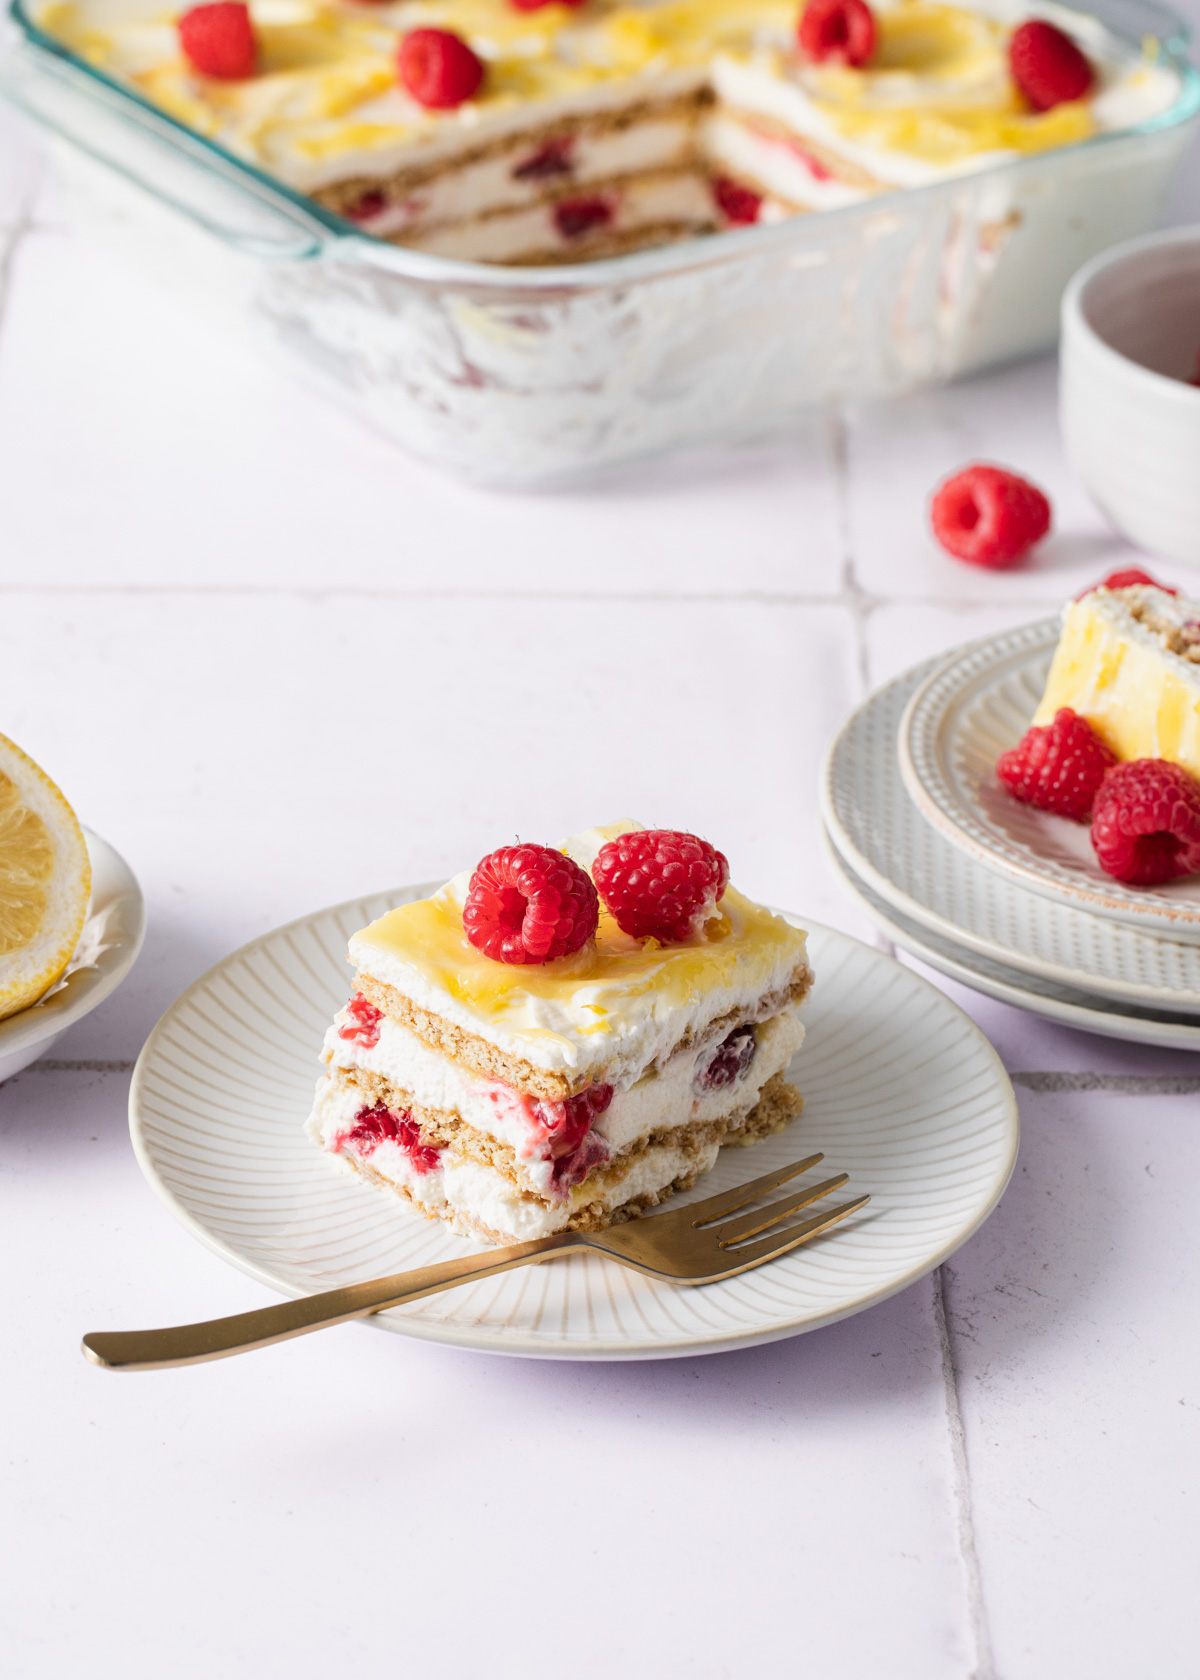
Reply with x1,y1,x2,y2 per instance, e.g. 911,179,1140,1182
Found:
82,1233,584,1371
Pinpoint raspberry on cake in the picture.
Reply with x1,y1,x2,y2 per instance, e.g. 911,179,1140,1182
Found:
305,821,813,1245
1030,581,1200,781
996,707,1116,821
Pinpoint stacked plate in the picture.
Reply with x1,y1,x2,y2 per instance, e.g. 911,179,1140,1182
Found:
821,619,1200,1050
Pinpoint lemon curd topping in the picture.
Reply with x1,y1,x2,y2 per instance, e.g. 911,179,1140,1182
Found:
1032,589,1200,781
347,839,809,1078
35,0,1145,191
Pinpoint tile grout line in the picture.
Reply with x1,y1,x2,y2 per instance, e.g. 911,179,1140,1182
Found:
933,1265,998,1680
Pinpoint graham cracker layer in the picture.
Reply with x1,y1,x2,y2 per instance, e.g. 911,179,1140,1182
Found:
355,966,813,1101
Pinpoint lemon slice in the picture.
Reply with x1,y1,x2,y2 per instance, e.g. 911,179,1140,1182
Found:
0,733,91,1023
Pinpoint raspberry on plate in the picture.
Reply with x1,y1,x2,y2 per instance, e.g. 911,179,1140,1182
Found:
1009,19,1093,113
398,28,484,110
930,463,1051,569
594,830,730,943
1077,567,1178,599
996,707,1117,822
463,843,599,964
1091,760,1200,886
178,2,256,79
797,0,876,66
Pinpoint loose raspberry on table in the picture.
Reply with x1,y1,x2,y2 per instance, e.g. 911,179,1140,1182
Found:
1077,568,1178,599
1009,20,1093,112
713,177,763,226
1091,760,1200,886
797,0,877,66
337,991,383,1049
594,830,730,943
398,28,484,109
996,707,1117,822
463,844,599,965
178,2,256,79
930,463,1051,569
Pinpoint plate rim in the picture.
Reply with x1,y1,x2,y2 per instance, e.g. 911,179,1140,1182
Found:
127,892,1020,1361
825,835,1200,1052
0,826,147,1055
820,662,1200,1010
898,619,1200,938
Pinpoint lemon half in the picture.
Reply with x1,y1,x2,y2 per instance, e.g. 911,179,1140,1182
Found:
0,732,91,1022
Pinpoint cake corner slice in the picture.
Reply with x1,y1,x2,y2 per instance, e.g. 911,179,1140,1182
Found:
1032,580,1200,777
305,821,813,1245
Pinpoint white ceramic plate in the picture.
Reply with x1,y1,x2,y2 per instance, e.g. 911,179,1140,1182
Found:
823,651,1200,1010
825,833,1200,1052
128,890,1018,1361
900,619,1200,942
0,828,146,1082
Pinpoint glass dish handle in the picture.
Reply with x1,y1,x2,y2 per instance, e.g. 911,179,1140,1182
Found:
2,44,331,260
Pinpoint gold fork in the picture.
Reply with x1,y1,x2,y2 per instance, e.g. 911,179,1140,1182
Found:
82,1153,868,1371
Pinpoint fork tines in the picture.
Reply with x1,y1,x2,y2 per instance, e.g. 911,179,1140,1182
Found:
688,1152,869,1264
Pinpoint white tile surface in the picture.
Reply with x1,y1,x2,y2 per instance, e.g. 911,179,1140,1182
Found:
4,26,1200,1674
946,1088,1200,1679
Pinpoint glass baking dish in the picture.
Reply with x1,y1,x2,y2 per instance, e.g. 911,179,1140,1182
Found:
5,0,1199,485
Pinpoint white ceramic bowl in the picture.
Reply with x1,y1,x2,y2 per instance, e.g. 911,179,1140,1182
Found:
0,828,145,1083
1061,224,1200,565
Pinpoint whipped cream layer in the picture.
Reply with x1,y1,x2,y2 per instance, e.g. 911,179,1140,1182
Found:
322,996,804,1190
37,0,1181,231
307,1068,728,1241
1033,585,1200,779
349,821,810,1083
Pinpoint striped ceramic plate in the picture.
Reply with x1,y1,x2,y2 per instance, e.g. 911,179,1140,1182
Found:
129,893,1018,1360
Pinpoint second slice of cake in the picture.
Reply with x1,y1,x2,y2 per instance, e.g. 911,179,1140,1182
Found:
306,821,812,1244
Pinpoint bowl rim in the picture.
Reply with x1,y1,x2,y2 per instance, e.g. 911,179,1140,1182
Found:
0,825,146,1056
1062,222,1200,404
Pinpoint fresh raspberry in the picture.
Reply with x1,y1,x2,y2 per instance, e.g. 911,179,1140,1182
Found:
996,707,1117,821
178,2,256,79
553,197,613,240
1091,760,1200,886
530,1084,614,1159
1009,20,1093,112
344,190,387,223
713,177,763,226
797,0,877,67
695,1025,757,1092
930,463,1051,568
344,1104,441,1173
510,0,586,10
513,138,575,180
593,830,730,943
398,29,484,109
1076,567,1178,599
337,991,383,1049
463,844,599,965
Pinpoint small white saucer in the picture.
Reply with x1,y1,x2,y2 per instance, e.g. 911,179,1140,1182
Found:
822,653,1200,1012
0,827,146,1083
825,834,1200,1052
899,619,1200,942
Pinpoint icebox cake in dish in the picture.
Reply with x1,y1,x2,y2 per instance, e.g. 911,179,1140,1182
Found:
305,821,813,1244
34,0,1182,265
1033,581,1200,778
